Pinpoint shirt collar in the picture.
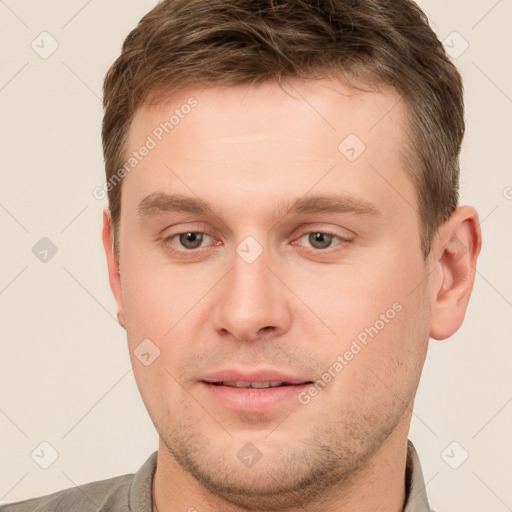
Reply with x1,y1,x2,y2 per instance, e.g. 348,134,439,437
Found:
403,440,432,512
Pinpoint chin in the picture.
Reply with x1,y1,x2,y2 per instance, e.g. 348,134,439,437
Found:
161,429,353,510
178,459,336,510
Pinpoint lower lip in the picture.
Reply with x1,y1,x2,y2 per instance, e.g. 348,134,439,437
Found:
200,382,310,413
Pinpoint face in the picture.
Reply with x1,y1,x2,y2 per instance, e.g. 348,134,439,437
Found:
108,79,434,507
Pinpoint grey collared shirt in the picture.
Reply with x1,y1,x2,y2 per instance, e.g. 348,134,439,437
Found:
0,440,432,511
404,440,433,512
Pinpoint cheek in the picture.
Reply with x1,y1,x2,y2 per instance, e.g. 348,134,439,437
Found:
322,299,428,414
129,355,183,433
119,252,218,394
292,251,428,387
288,255,416,341
120,250,212,339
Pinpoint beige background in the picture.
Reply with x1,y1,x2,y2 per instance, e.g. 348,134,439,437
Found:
1,0,511,510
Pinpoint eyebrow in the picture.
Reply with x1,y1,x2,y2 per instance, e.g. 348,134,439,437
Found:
138,193,213,217
137,192,381,220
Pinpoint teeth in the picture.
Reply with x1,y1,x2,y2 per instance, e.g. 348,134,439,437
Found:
220,381,285,388
222,381,251,388
268,381,286,387
251,381,270,388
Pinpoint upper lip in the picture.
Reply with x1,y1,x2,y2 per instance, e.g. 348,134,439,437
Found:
201,369,312,385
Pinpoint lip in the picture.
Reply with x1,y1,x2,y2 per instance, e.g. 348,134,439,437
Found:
201,369,311,385
199,369,313,413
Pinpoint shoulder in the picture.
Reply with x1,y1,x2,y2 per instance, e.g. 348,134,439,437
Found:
0,453,157,512
0,474,132,512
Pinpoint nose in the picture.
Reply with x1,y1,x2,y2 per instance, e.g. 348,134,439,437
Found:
211,244,293,343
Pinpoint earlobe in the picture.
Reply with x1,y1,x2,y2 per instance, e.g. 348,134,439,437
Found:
429,206,482,340
102,209,126,329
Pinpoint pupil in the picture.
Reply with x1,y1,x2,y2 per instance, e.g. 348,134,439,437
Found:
180,232,203,249
309,232,332,249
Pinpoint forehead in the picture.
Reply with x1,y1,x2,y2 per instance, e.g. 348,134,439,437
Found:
130,77,406,151
122,78,415,224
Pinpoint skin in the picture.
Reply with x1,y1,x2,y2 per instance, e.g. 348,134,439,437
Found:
102,78,481,511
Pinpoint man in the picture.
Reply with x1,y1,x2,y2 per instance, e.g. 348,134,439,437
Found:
1,0,481,510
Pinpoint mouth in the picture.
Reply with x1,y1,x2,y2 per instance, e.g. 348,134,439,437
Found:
207,380,308,389
199,372,314,413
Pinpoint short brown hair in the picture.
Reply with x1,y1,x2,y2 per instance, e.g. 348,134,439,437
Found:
102,0,464,258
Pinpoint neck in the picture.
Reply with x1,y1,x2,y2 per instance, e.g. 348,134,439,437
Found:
152,421,410,512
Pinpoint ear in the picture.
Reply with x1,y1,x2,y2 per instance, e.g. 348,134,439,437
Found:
429,205,482,340
102,208,126,329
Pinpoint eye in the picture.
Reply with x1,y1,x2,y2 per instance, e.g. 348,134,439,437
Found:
167,232,212,250
295,231,348,250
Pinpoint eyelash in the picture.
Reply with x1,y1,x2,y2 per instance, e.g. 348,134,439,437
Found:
160,230,351,254
293,231,350,250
